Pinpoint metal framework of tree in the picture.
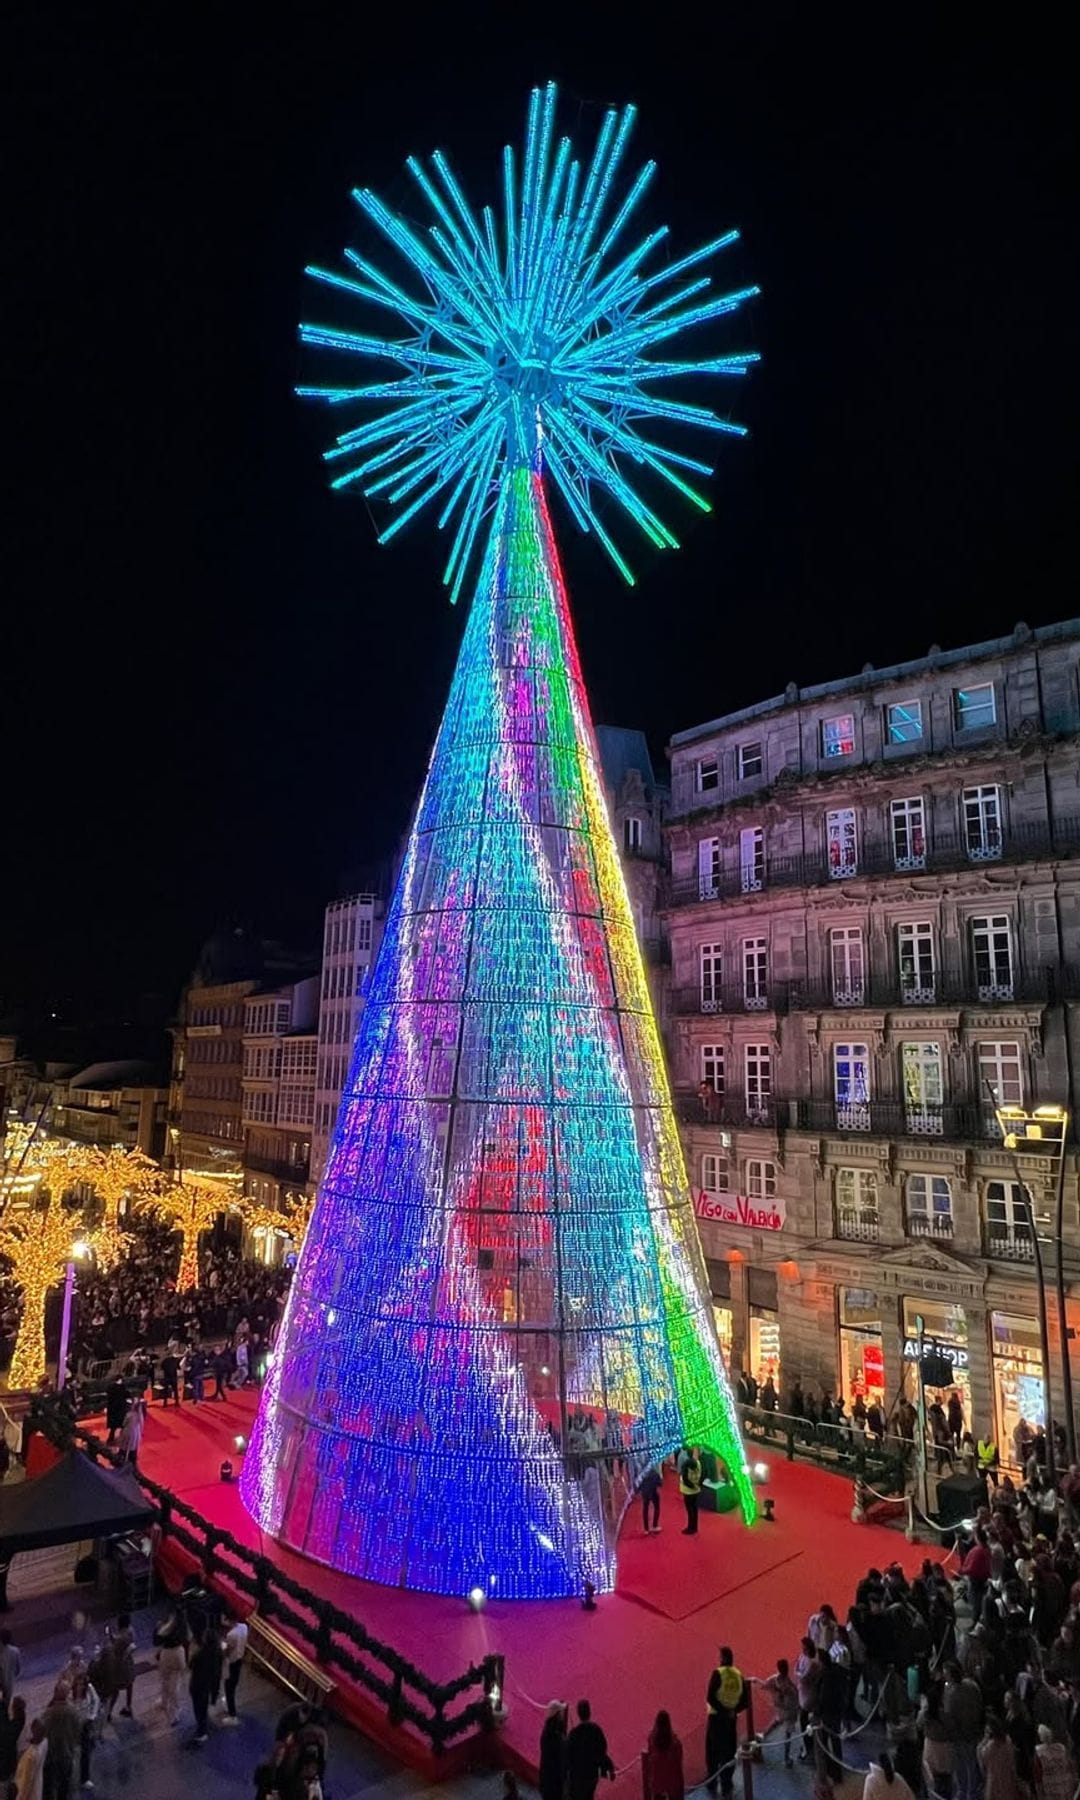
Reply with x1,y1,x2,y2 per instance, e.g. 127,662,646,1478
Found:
242,83,759,1600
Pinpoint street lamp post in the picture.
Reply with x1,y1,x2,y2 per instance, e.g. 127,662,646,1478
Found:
56,1239,89,1391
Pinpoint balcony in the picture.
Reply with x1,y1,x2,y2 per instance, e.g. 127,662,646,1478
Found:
244,1148,310,1183
836,1208,880,1243
673,1091,777,1131
669,816,1080,907
907,1212,955,1240
794,1099,1000,1142
670,983,783,1018
984,1228,1036,1263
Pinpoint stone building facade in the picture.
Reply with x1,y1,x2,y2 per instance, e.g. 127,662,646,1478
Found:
240,976,319,1215
664,619,1080,1458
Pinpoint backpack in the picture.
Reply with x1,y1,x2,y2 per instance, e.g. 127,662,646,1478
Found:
717,1665,743,1710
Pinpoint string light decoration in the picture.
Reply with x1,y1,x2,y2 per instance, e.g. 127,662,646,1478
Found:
134,1177,232,1291
242,84,757,1600
0,1200,131,1389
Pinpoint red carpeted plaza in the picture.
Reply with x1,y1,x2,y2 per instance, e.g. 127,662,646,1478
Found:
130,1390,938,1790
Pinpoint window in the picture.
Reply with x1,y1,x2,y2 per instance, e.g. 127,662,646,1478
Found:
746,1159,777,1200
836,1168,879,1241
701,1152,730,1194
826,808,858,879
906,1175,953,1238
834,1042,871,1129
355,963,369,996
954,682,996,732
740,826,765,893
964,785,1003,861
698,837,721,900
742,937,768,1011
624,816,642,852
357,916,373,951
700,943,723,1013
901,1041,944,1135
971,914,1014,1000
822,713,856,758
897,921,936,1002
745,1044,771,1121
701,1045,726,1096
830,926,866,1005
985,1179,1034,1260
977,1040,1023,1110
886,700,924,745
738,741,763,780
891,797,926,870
696,756,720,793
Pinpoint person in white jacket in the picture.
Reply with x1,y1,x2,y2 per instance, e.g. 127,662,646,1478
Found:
71,1671,100,1789
13,1719,47,1800
862,1753,916,1800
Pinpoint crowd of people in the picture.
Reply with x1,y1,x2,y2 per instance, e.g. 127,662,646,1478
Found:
0,1596,329,1798
0,1223,293,1379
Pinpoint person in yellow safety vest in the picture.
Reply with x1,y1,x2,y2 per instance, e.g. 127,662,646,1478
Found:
705,1646,745,1798
678,1446,703,1537
976,1436,999,1487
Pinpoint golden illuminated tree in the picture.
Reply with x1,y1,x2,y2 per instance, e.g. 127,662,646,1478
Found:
134,1177,230,1290
239,1194,312,1260
0,1200,131,1390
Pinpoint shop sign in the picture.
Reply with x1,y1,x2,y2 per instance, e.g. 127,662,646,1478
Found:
694,1190,786,1231
902,1335,969,1369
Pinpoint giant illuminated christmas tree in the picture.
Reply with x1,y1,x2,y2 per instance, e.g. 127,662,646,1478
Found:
241,84,759,1599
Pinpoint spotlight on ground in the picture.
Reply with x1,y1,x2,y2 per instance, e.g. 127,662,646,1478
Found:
234,1435,248,1451
467,1586,487,1613
762,1496,776,1522
582,1580,597,1612
753,1461,769,1481
219,1459,234,1483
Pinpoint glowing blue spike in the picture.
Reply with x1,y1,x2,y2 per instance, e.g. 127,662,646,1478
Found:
300,84,758,594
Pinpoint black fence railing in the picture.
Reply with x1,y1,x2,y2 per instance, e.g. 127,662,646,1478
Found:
669,816,1080,908
673,1090,1004,1143
669,966,1064,1016
43,1418,503,1758
739,1405,909,1492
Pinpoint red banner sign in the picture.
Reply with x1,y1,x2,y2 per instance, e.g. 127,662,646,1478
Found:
693,1189,786,1232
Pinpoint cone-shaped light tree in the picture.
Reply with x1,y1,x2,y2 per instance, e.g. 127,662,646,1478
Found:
242,84,760,1599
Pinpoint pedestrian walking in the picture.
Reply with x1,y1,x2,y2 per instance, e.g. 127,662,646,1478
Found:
0,1696,27,1787
565,1699,615,1800
639,1466,662,1535
678,1447,703,1537
221,1611,248,1723
13,1719,46,1800
643,1709,684,1800
117,1398,145,1468
188,1625,222,1744
539,1701,568,1800
1034,1725,1074,1800
944,1660,984,1800
0,1629,22,1710
104,1378,129,1446
102,1613,136,1722
763,1658,800,1766
40,1681,80,1800
705,1646,745,1799
160,1348,181,1407
979,1717,1020,1800
70,1671,99,1791
153,1606,189,1725
862,1752,916,1800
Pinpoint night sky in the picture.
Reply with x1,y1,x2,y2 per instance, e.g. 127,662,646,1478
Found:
5,7,1075,1032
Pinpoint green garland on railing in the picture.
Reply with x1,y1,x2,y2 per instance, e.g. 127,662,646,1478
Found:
38,1418,499,1750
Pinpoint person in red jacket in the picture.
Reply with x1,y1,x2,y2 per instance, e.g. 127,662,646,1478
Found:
644,1710,684,1800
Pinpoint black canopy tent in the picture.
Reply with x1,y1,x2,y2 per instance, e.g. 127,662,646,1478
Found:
0,1451,155,1607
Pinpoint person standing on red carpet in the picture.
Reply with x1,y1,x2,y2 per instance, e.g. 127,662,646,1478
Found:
678,1448,703,1536
565,1699,615,1800
639,1466,663,1535
705,1646,745,1798
644,1709,684,1800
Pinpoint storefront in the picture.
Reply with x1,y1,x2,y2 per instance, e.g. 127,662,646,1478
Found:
748,1267,781,1390
991,1310,1045,1463
838,1287,885,1404
901,1297,972,1426
705,1258,734,1362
